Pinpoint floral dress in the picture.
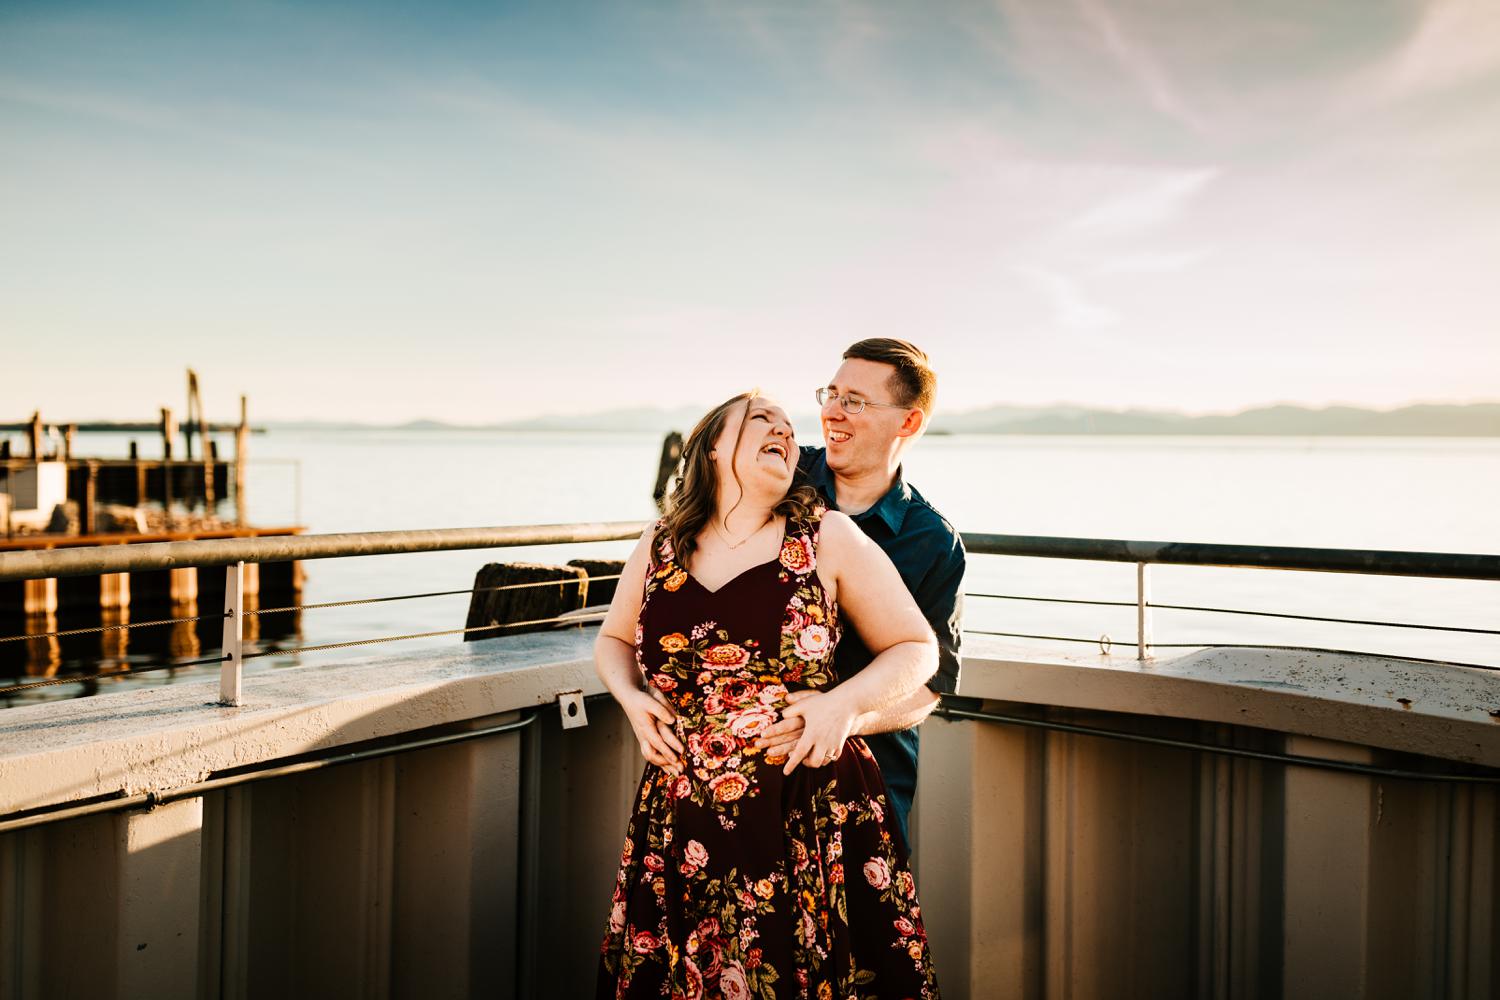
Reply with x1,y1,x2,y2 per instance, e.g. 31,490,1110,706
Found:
597,508,940,1000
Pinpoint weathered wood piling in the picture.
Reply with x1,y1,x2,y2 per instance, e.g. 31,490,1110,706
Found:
464,559,626,640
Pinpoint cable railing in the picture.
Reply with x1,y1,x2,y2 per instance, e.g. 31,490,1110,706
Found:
0,573,626,696
960,533,1500,667
0,522,647,703
2,525,1498,703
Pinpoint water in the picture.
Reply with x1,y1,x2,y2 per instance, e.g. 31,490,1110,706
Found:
4,429,1498,704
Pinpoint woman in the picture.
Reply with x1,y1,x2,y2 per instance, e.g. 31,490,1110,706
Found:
595,391,941,999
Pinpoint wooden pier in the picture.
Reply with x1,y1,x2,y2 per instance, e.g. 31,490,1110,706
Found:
1,377,302,682
1,376,263,534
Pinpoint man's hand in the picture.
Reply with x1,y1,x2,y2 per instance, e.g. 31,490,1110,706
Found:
753,690,818,761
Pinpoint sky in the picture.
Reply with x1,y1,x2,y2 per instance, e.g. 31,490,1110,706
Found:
3,0,1498,424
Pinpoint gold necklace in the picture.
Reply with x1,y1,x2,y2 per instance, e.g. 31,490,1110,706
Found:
713,514,774,550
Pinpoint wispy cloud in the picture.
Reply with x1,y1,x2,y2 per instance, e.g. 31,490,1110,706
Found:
1091,249,1208,276
1013,266,1118,331
1066,168,1219,238
1382,0,1500,97
1072,0,1209,134
3,0,1498,419
0,79,179,129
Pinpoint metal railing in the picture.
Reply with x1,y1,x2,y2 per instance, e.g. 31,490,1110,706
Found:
0,522,648,704
2,525,1498,704
960,533,1500,663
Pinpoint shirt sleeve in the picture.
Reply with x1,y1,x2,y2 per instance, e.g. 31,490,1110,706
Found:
914,531,965,695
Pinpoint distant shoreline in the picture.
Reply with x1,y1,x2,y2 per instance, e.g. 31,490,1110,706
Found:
249,402,1500,438
23,402,1498,438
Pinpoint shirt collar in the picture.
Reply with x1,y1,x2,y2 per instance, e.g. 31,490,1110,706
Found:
806,451,912,534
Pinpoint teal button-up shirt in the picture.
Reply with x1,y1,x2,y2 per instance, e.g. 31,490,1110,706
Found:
797,446,965,847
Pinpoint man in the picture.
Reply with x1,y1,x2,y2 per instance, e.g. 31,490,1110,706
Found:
758,338,965,849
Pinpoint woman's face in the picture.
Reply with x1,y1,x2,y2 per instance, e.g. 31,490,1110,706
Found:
712,396,797,497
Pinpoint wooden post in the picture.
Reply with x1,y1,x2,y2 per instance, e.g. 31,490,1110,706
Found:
22,578,58,616
84,460,99,534
202,445,215,512
235,395,248,527
185,370,204,464
161,407,176,523
566,559,626,608
463,563,588,642
204,439,217,512
653,431,683,513
28,411,43,460
161,407,176,461
63,424,76,461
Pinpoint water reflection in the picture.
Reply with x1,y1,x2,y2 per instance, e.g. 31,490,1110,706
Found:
0,585,303,705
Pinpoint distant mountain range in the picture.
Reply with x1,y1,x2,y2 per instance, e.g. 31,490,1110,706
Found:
259,403,1500,437
932,403,1500,436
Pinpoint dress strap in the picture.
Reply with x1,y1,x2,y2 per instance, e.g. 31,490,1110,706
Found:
776,504,825,579
642,519,688,604
645,518,669,576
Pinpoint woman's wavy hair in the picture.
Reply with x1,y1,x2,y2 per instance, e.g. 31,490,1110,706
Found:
661,391,822,567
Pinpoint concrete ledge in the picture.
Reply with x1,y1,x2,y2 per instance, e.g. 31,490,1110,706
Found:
962,636,1500,767
0,629,606,814
3,632,1498,815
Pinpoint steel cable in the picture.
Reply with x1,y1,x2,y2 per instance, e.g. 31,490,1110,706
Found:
0,655,230,696
241,611,608,659
962,628,1500,672
965,591,1500,636
0,573,624,642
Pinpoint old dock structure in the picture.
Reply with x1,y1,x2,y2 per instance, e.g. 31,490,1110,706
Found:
1,378,304,681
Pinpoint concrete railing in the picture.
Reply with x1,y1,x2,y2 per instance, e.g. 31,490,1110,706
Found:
2,627,1497,999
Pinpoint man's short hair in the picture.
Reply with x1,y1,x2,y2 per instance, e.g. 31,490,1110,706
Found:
842,338,937,415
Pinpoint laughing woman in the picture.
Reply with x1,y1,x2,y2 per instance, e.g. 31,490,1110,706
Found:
594,391,941,999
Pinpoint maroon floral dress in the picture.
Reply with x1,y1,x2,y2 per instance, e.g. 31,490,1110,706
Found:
597,508,940,1000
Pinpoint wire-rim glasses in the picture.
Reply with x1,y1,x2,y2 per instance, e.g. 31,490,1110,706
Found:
814,387,908,415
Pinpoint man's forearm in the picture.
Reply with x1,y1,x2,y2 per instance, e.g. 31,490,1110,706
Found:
853,685,940,736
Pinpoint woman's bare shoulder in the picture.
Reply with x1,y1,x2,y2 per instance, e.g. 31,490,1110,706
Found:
816,508,856,540
813,508,867,568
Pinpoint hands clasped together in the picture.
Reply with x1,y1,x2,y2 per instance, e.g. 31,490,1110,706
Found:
622,686,858,777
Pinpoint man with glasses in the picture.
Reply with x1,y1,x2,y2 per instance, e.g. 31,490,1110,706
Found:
757,338,965,851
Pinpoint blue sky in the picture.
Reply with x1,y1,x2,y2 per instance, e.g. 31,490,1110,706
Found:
3,0,1498,423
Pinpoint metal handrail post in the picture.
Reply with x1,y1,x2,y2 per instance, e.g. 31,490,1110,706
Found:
220,562,243,705
1136,561,1152,661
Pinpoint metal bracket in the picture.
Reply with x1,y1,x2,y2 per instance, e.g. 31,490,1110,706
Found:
219,561,244,706
557,689,588,729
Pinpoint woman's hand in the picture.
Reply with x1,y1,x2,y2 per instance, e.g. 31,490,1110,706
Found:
621,687,684,774
753,689,817,760
779,688,860,775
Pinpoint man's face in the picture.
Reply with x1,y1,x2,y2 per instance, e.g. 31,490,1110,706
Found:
819,358,916,475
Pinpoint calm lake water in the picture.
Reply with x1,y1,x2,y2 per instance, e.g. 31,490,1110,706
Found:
4,429,1498,703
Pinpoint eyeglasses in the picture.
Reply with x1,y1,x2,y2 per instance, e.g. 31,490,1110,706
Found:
814,387,908,415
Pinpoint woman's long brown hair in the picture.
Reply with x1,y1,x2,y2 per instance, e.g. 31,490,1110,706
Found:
660,392,821,567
